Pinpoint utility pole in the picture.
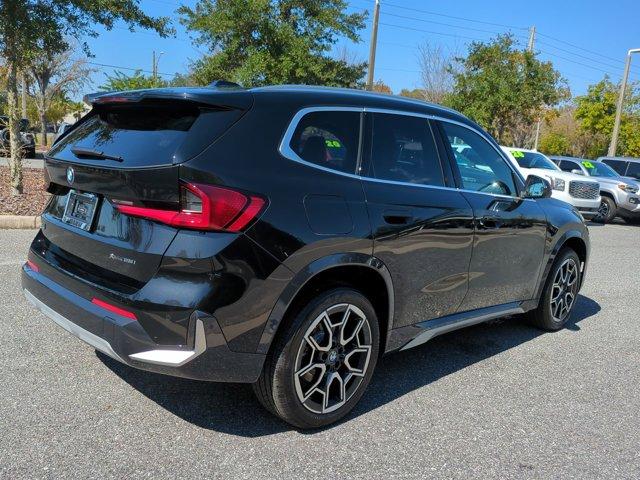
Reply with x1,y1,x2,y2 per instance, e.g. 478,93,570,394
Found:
366,0,381,91
20,71,27,119
609,48,640,156
152,51,157,80
528,26,542,149
527,26,536,53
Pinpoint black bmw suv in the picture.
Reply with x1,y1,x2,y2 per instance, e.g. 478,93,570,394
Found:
22,85,589,428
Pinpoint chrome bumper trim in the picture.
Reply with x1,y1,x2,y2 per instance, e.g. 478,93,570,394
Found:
24,289,125,363
128,319,207,367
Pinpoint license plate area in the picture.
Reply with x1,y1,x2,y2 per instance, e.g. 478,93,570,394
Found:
62,190,99,231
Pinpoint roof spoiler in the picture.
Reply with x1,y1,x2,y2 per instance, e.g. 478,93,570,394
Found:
208,80,243,89
82,85,253,110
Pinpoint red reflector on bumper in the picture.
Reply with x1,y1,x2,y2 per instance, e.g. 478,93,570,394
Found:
26,260,39,272
91,298,137,320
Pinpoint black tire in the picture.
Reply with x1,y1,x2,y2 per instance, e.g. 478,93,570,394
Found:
595,196,617,223
527,248,581,331
253,288,380,429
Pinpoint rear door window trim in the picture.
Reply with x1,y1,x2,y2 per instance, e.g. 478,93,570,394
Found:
279,105,525,199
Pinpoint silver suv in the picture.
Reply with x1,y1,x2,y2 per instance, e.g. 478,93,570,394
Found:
551,156,640,224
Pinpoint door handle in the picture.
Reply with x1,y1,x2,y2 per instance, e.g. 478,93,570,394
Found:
478,216,503,230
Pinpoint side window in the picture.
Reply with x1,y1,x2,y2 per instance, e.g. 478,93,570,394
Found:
368,113,445,186
559,160,579,172
625,162,640,180
602,159,628,175
441,122,517,196
289,111,361,174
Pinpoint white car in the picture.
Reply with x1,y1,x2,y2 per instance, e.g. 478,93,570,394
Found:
501,147,601,220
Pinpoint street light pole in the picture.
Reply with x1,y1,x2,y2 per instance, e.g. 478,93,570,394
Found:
608,48,640,156
366,0,381,91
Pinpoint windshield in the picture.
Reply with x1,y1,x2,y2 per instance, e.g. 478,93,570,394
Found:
581,160,620,178
509,150,558,170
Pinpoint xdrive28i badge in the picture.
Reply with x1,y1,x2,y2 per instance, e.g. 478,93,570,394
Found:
66,166,75,185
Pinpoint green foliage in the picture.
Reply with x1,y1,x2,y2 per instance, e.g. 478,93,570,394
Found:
447,35,568,145
100,70,167,91
179,0,367,87
539,132,570,156
574,76,640,157
399,88,426,100
100,70,199,91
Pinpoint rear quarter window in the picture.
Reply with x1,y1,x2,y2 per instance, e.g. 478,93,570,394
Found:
288,110,361,174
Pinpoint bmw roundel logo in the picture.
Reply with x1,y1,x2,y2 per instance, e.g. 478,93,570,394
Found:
66,166,74,185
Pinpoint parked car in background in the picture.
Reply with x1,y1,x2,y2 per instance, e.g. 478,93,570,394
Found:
22,85,590,428
501,147,600,220
598,156,640,183
0,116,36,158
551,156,640,224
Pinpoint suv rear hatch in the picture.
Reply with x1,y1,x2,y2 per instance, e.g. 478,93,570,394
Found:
41,88,253,290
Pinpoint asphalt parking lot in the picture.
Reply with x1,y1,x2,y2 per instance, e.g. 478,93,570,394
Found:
1,223,639,479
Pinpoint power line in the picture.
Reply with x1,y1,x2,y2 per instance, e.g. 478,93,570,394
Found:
370,0,528,30
536,38,640,76
381,11,528,39
536,31,631,68
378,22,516,44
87,61,174,77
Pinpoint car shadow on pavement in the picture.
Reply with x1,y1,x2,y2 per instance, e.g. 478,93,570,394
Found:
98,294,600,436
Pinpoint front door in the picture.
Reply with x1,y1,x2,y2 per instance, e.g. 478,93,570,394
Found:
361,112,475,328
437,121,548,312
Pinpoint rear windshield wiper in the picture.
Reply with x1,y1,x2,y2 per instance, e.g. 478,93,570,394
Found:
71,147,123,162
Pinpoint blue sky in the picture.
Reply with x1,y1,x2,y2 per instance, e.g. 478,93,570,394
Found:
84,0,640,98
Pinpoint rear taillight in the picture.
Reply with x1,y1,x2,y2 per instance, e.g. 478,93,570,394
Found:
113,182,265,232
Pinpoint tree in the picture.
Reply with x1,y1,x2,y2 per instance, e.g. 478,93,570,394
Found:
399,88,426,100
447,35,567,146
179,0,367,87
28,46,92,148
371,80,392,94
100,70,167,91
417,41,456,104
574,76,640,157
538,132,570,156
0,1,171,195
100,70,195,91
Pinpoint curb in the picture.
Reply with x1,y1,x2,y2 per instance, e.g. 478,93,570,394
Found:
0,215,41,229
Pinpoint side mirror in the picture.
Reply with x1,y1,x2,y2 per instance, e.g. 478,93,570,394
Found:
571,169,584,176
522,175,552,199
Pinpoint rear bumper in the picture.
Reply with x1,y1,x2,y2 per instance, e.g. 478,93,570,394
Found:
22,265,265,383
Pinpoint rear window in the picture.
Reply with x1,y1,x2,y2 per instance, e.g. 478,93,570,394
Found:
48,103,243,168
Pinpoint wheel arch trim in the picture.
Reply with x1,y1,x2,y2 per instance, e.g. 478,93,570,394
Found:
256,253,394,355
535,229,588,300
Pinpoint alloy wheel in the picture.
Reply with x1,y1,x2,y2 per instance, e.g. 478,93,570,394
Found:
293,303,373,414
550,258,578,322
597,200,610,219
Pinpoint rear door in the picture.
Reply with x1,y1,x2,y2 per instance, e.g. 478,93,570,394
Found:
437,120,548,312
361,111,475,328
42,93,250,287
